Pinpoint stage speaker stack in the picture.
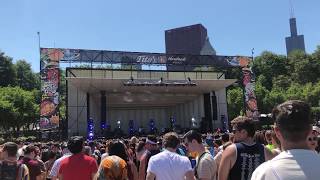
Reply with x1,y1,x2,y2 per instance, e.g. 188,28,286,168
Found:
100,91,106,134
202,92,218,132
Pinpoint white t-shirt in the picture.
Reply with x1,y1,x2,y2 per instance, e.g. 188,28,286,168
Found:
251,149,320,180
49,153,72,178
100,152,109,161
213,150,223,173
147,149,193,180
196,152,217,180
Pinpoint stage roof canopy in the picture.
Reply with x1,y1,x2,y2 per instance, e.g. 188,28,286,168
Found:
66,69,237,108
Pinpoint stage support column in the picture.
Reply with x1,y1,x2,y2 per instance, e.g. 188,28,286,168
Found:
100,91,107,133
203,93,212,132
63,70,69,139
202,92,218,132
87,93,90,122
210,91,218,129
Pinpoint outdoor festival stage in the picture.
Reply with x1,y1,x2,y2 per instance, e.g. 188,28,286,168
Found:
66,69,236,136
40,48,256,138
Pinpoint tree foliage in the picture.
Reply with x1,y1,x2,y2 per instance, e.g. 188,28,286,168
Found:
228,48,320,120
0,87,38,131
15,60,37,90
0,51,16,87
227,87,244,120
0,52,40,131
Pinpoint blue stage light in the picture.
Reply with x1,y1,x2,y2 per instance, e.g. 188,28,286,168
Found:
149,119,155,132
87,118,94,140
129,120,134,135
101,122,106,130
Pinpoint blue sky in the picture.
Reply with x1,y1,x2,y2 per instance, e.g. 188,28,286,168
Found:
1,0,319,72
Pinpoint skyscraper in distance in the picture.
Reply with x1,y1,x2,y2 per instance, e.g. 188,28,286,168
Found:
285,15,306,55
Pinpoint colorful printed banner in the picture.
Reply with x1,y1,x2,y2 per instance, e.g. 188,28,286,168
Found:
237,57,259,119
40,49,63,129
225,56,259,119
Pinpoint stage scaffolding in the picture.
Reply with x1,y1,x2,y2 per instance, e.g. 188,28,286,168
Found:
40,48,256,138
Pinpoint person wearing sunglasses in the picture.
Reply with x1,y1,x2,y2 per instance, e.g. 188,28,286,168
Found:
307,129,318,152
183,130,217,180
218,116,274,180
252,100,320,180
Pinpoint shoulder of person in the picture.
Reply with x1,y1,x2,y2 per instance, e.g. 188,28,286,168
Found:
199,154,214,164
21,163,28,168
21,163,29,173
83,154,95,160
222,144,236,156
251,161,273,180
202,153,215,161
59,157,69,166
148,153,158,162
180,155,191,162
264,146,276,160
214,151,222,160
29,159,41,166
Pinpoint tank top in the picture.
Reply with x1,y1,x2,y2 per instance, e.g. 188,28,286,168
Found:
229,142,265,180
0,160,24,180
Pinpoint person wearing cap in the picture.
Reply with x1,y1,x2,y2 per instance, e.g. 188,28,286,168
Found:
58,136,98,180
251,100,320,180
0,142,29,180
139,135,160,180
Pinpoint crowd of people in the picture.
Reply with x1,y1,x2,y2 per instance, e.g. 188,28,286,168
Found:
0,100,320,180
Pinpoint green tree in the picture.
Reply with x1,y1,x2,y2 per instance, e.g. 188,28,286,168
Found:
308,81,320,107
262,88,285,113
288,50,320,84
272,75,292,90
0,51,16,87
285,83,304,101
0,100,17,130
227,87,244,120
0,87,38,131
227,46,320,119
311,45,320,60
15,60,37,90
252,51,288,90
255,75,270,113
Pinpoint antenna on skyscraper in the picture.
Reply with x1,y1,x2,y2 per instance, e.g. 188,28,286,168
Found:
37,32,41,50
289,0,295,18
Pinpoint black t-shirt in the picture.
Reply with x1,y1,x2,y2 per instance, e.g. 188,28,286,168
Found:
229,142,265,180
0,160,26,180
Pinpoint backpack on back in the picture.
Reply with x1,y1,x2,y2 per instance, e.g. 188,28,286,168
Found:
0,161,24,180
